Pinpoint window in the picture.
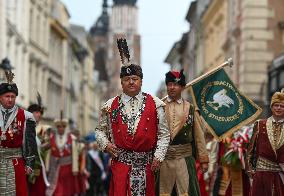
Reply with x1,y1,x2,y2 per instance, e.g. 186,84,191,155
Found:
279,69,284,87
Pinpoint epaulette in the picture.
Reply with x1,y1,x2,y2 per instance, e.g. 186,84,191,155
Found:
152,95,166,108
24,110,36,122
101,97,116,113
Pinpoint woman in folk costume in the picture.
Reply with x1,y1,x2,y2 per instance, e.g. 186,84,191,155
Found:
0,64,37,196
45,117,82,196
27,93,50,196
95,38,170,196
156,70,209,196
246,89,284,196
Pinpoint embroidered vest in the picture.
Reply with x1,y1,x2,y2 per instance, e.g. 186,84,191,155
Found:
110,94,158,152
0,108,25,148
257,119,284,164
171,105,194,145
50,133,72,157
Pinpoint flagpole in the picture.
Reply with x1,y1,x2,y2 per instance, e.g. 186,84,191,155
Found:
162,58,233,101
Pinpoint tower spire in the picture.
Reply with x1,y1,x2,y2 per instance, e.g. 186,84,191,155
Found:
103,0,108,13
113,0,137,6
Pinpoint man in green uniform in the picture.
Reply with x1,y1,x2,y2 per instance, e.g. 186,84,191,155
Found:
157,70,209,196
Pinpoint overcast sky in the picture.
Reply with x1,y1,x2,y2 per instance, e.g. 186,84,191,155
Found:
61,0,192,95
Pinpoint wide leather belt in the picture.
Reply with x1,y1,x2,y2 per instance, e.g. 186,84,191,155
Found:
166,143,192,160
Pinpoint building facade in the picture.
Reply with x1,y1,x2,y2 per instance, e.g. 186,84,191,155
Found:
70,24,101,134
46,0,70,122
1,0,31,106
29,0,51,114
89,0,110,101
179,0,284,114
0,0,100,134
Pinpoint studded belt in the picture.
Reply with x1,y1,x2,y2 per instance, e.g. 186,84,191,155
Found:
114,148,153,167
256,157,284,184
114,148,153,196
256,157,283,172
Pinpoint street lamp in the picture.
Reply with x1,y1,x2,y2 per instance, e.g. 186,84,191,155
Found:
0,58,13,83
268,54,284,116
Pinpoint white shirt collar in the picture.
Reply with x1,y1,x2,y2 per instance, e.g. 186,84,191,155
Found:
166,97,183,104
272,116,284,123
121,91,143,103
0,104,17,113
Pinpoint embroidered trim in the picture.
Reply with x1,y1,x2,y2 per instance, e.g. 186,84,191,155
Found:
0,147,22,195
256,157,282,172
266,117,284,151
112,93,147,135
114,148,153,167
0,106,19,142
114,148,153,196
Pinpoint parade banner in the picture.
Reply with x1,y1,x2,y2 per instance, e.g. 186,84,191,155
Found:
189,68,262,140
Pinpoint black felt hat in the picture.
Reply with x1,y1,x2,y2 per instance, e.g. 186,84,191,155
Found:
28,92,45,114
117,38,143,79
0,83,18,96
165,69,186,86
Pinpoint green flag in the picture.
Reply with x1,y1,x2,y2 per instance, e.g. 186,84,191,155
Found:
189,68,262,139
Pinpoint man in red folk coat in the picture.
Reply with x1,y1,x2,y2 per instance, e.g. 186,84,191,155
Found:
0,67,37,196
46,119,82,196
246,89,284,196
95,38,170,196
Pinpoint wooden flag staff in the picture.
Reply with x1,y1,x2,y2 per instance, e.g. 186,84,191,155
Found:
162,58,234,101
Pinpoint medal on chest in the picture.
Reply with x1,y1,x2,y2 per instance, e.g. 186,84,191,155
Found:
1,117,20,141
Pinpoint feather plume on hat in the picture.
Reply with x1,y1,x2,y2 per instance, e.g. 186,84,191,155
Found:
117,38,143,79
28,92,45,114
0,68,18,96
4,69,15,84
117,38,131,66
37,92,42,107
165,69,186,86
54,110,68,127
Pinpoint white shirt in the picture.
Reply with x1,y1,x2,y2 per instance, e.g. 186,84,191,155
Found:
95,91,170,162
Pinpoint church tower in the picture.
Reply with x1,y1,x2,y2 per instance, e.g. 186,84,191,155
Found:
89,0,140,99
108,0,141,97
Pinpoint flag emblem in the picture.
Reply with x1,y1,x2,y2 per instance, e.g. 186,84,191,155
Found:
189,68,262,139
207,89,235,111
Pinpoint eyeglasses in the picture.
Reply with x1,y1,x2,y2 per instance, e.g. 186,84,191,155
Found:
122,76,140,82
272,103,284,109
